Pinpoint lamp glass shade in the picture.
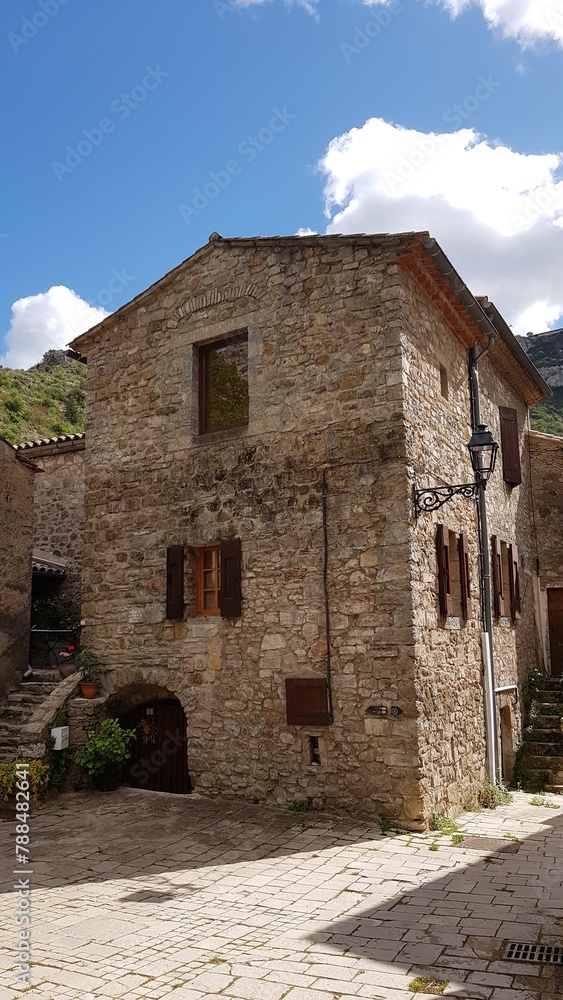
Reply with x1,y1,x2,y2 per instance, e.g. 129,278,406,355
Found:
467,424,498,480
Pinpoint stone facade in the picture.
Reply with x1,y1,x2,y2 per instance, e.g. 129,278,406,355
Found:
528,430,563,676
71,233,550,827
0,438,35,696
16,435,85,615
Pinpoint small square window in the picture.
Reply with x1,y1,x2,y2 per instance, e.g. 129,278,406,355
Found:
439,365,449,399
197,546,220,615
199,333,249,434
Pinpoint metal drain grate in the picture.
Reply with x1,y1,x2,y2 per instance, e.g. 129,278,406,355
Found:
505,942,563,965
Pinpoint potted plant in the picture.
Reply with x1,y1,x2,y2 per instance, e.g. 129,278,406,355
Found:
74,650,103,698
74,719,136,792
58,643,78,679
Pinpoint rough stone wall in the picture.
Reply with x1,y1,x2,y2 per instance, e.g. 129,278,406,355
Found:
400,269,542,817
31,443,85,612
529,431,563,590
0,440,35,696
78,237,425,826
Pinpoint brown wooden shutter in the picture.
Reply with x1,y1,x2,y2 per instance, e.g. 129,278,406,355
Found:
166,545,184,620
491,535,504,617
458,532,472,620
499,407,522,485
285,677,330,726
436,524,453,617
508,543,521,620
219,537,242,618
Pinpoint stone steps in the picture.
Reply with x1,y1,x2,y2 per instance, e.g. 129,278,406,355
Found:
0,668,65,763
520,676,563,790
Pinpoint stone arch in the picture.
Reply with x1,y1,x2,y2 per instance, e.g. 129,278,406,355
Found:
103,667,193,794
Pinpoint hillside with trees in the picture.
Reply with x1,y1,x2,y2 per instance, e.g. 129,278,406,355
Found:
519,329,563,437
0,351,86,445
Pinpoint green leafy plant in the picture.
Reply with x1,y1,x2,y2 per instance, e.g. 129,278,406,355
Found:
74,650,103,682
45,709,71,791
74,719,136,777
430,813,460,835
288,799,312,813
530,795,560,808
451,833,464,846
409,976,448,995
478,781,512,809
0,760,50,801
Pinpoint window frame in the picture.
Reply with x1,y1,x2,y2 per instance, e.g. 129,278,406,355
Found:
196,545,221,616
198,331,249,435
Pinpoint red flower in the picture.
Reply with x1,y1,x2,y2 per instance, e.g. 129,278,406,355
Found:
66,645,75,652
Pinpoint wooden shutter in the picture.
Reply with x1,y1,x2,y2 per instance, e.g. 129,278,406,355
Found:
219,537,242,618
436,524,453,617
508,543,521,620
458,532,472,620
166,545,184,620
285,677,330,726
499,407,522,485
491,535,504,617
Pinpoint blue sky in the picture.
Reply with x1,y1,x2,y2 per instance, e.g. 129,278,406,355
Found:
2,0,563,367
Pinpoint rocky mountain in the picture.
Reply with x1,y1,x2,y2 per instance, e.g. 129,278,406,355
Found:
518,329,563,437
0,351,86,445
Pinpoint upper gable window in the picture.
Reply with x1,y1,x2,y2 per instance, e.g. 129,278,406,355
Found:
199,333,249,434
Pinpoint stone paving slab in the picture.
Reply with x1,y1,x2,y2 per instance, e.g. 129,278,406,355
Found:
0,789,562,999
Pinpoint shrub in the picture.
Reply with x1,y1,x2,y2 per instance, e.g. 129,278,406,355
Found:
0,760,50,801
74,719,136,777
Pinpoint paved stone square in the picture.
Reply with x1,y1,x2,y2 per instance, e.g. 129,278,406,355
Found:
0,789,562,999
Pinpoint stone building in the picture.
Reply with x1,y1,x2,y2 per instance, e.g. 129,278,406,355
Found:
0,437,35,696
15,434,86,616
70,232,550,827
529,430,563,676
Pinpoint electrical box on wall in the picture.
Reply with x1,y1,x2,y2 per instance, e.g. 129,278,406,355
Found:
50,726,69,750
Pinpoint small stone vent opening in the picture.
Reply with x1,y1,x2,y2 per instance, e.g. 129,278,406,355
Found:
504,942,563,965
308,735,321,766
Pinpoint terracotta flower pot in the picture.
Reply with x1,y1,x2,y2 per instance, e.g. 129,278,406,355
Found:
79,681,99,699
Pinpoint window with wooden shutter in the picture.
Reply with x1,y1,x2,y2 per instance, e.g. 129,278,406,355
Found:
196,546,220,615
436,524,453,617
285,677,330,726
499,407,522,485
166,545,184,620
458,532,472,620
491,535,504,617
219,537,242,618
508,543,521,620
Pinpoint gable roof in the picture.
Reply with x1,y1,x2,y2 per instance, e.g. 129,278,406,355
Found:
69,231,549,405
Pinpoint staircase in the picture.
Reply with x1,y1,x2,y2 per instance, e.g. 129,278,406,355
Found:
0,669,61,762
522,676,563,793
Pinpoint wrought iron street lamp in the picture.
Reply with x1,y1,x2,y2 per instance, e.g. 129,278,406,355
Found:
414,424,498,519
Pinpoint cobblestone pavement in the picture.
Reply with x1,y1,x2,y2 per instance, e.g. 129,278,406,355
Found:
0,789,562,1000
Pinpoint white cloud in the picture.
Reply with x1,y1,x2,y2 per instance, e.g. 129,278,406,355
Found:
432,0,563,49
1,287,108,370
317,117,563,334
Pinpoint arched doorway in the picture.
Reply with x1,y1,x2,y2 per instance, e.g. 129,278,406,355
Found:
121,698,191,794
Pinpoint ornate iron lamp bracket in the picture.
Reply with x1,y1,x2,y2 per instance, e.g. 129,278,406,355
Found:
413,482,478,520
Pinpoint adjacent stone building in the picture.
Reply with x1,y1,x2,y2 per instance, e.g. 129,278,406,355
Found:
529,430,563,676
70,232,550,827
0,437,35,696
15,434,86,618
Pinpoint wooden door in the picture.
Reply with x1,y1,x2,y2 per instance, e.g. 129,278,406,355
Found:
547,589,563,677
121,699,191,793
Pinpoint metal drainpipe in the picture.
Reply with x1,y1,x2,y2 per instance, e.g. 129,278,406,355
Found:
469,342,500,786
